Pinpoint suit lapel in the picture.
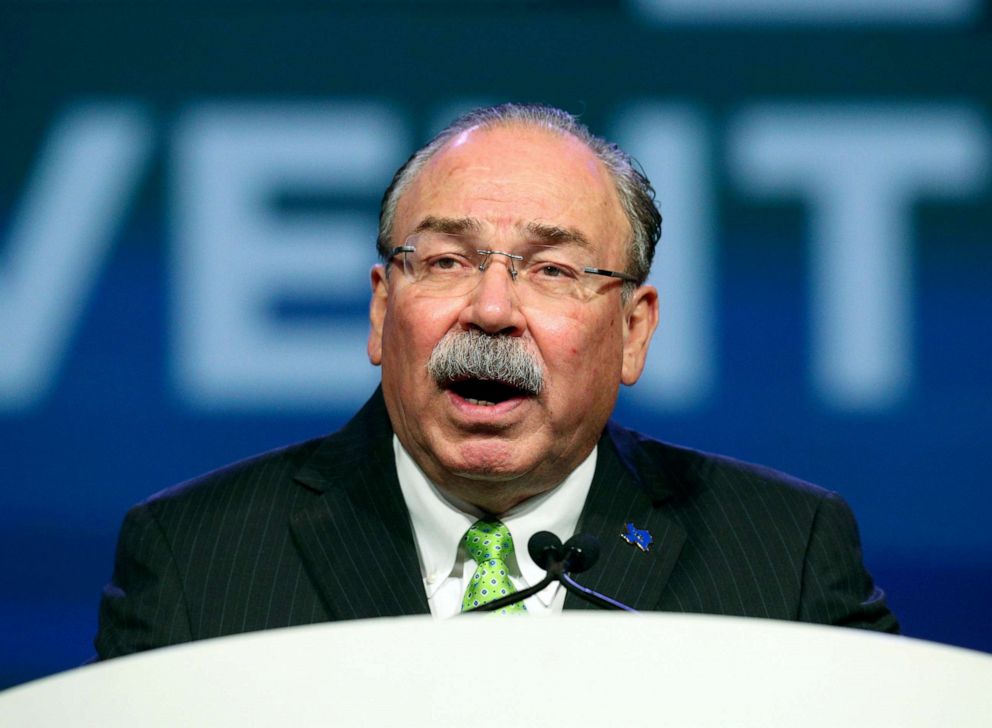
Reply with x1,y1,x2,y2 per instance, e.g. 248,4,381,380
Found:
289,391,430,620
564,424,686,612
287,393,687,618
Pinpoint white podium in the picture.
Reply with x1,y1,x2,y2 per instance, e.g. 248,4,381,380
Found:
2,614,990,726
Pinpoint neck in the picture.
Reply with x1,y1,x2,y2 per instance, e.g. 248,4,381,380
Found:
409,445,597,516
430,472,556,516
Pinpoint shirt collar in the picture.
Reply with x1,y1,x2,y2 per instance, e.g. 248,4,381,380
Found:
394,436,596,607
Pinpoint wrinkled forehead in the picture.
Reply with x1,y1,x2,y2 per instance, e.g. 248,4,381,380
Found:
393,125,631,262
408,215,594,251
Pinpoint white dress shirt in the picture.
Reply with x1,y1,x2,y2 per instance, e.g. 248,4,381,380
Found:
394,436,596,618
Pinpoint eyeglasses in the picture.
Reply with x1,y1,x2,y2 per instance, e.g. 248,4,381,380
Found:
388,232,637,302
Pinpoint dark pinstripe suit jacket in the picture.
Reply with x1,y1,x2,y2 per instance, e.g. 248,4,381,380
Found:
95,389,897,658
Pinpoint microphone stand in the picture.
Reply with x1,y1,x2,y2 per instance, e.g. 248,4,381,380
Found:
560,573,638,613
466,562,561,613
464,533,639,614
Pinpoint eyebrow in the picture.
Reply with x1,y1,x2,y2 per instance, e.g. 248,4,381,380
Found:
523,222,592,249
413,216,482,236
411,216,592,249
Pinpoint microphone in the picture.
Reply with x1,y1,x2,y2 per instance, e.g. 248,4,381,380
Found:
528,530,565,571
559,534,637,612
466,531,638,614
562,533,599,574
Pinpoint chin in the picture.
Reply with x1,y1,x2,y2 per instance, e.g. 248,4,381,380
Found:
444,442,531,482
449,459,525,483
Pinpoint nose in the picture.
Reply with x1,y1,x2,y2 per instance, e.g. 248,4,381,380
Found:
457,255,527,335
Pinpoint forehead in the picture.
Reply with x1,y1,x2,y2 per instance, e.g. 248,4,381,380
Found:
393,124,630,257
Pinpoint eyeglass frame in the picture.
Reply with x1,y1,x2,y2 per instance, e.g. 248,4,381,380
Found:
387,244,639,286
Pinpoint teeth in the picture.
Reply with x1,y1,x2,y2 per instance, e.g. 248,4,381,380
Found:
466,398,496,406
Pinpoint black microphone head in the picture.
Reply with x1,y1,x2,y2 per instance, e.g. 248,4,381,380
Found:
562,533,600,574
528,531,564,570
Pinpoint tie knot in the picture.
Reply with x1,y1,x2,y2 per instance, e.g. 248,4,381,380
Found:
464,519,515,564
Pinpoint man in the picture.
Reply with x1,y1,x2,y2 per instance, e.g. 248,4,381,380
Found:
95,104,896,657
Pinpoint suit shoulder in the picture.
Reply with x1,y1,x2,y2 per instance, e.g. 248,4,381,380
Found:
136,435,328,517
607,421,833,507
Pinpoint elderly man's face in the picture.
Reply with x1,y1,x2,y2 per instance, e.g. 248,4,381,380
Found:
368,124,658,513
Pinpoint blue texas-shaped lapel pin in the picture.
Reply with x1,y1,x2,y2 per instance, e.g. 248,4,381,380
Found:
621,522,653,552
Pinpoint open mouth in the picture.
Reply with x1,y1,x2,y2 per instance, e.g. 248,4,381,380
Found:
446,378,532,407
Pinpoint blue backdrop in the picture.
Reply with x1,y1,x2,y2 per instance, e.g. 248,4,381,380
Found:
2,0,990,689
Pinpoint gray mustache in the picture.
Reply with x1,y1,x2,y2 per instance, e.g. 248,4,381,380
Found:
427,330,544,395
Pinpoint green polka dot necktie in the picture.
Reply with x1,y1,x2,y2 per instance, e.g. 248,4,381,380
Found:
461,519,527,615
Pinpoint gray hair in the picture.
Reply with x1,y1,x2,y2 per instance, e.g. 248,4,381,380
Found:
376,103,662,287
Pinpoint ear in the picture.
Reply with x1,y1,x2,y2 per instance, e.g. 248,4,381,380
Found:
620,284,659,386
368,264,389,366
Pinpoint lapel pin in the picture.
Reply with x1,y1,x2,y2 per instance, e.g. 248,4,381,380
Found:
621,522,653,552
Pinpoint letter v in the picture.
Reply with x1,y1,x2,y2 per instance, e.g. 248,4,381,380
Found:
0,103,153,410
